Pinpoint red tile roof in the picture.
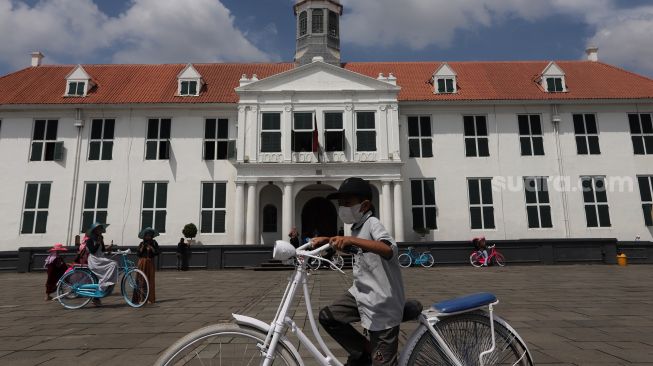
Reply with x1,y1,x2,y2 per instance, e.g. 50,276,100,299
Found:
1,61,652,105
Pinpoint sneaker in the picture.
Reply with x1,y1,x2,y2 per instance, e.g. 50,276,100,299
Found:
92,298,102,307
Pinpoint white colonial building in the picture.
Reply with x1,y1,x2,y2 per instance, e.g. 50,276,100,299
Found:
0,0,652,251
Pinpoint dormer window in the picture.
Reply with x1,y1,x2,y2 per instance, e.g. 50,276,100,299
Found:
180,80,198,96
328,10,338,38
433,63,457,94
177,63,203,97
437,78,455,93
546,77,564,93
67,81,86,96
541,62,567,93
65,65,93,97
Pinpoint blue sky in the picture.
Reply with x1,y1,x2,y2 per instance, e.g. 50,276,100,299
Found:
1,0,653,77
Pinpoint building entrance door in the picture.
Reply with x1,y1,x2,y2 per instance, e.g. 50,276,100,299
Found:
301,197,337,238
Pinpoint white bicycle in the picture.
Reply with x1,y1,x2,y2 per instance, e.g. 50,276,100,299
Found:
155,241,533,366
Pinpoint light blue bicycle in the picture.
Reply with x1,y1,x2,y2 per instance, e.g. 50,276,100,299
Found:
54,249,150,309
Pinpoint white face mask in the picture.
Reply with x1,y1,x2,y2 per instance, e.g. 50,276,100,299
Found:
338,203,364,225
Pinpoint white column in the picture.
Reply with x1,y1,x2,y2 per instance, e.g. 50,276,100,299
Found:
382,180,393,235
282,181,294,238
236,106,247,162
378,105,389,161
393,181,405,242
245,182,258,244
233,182,245,244
282,106,293,162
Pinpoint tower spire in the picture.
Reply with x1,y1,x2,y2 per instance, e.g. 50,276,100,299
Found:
294,0,343,66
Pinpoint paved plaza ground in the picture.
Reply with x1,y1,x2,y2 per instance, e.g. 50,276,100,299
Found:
0,264,652,365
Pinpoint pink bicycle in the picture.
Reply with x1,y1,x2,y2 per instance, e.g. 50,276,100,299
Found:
470,244,506,267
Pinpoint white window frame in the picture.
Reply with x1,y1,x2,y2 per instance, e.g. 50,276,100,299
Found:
261,112,282,153
523,177,553,229
637,176,653,227
29,119,59,161
324,111,344,152
573,113,601,155
200,182,227,234
467,178,495,230
629,113,653,155
312,8,324,34
580,176,611,228
80,182,110,232
411,179,438,230
145,118,171,160
435,77,456,93
20,182,51,235
299,11,308,37
204,118,231,160
407,115,433,158
545,77,565,93
292,112,314,153
355,111,376,152
141,181,168,233
518,114,544,156
463,115,489,158
178,79,199,96
88,118,115,161
66,81,87,97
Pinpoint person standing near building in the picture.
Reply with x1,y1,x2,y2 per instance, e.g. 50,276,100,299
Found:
313,177,405,366
136,227,160,304
44,243,68,301
176,237,189,271
86,222,117,306
288,227,300,248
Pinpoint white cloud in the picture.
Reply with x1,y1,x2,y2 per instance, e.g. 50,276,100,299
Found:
0,0,272,70
339,0,601,49
587,6,653,76
339,0,653,76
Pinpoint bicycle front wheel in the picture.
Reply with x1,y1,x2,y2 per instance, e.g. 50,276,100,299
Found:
494,253,506,267
56,269,95,309
154,323,299,366
419,253,435,268
121,269,149,307
405,312,532,366
398,253,412,268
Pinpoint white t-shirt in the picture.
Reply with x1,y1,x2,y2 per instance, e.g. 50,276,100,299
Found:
348,213,406,331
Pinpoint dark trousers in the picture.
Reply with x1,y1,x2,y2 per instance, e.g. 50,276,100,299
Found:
319,292,400,366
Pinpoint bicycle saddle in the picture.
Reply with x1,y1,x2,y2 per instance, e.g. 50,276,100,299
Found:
402,299,423,322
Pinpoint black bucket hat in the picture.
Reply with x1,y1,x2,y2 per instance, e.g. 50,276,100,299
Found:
326,178,373,201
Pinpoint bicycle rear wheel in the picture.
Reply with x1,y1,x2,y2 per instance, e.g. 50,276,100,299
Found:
470,253,483,268
56,269,95,309
398,253,412,268
154,323,299,366
405,312,532,366
121,269,150,307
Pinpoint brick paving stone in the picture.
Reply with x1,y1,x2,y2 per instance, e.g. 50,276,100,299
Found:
0,265,652,365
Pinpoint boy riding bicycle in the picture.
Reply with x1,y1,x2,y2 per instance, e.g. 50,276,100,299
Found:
312,178,405,366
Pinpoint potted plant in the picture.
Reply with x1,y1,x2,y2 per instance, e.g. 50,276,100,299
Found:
414,227,430,241
183,223,198,244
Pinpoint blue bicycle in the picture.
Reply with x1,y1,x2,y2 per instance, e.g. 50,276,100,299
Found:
398,247,435,268
54,249,149,309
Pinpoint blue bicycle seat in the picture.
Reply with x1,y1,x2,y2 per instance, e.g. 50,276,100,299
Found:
432,293,497,314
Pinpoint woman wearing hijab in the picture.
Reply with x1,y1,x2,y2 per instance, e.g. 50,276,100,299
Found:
44,243,68,301
86,222,117,306
136,227,160,304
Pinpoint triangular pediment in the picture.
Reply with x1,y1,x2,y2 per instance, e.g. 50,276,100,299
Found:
65,65,91,81
542,62,565,76
178,63,202,79
236,61,401,93
434,63,456,76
